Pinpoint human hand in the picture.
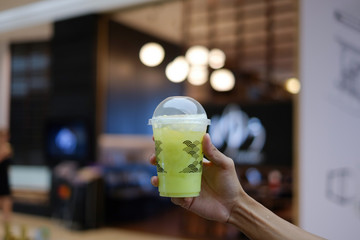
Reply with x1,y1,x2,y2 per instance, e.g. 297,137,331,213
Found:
150,133,245,223
151,134,327,240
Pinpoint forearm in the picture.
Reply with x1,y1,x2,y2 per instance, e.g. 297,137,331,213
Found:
228,193,326,240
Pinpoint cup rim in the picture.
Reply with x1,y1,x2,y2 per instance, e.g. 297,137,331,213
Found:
148,116,211,125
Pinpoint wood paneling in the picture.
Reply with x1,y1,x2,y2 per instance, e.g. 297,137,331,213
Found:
183,0,297,104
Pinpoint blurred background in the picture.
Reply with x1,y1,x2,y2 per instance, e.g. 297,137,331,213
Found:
0,0,359,239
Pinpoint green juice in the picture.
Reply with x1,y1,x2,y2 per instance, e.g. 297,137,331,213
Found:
153,126,206,197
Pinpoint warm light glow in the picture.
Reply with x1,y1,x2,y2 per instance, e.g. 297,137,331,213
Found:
185,45,209,66
209,48,226,69
187,65,208,86
165,56,189,83
139,42,165,67
285,77,301,94
210,69,235,91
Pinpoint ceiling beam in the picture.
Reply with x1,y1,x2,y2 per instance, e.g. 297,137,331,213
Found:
0,0,155,34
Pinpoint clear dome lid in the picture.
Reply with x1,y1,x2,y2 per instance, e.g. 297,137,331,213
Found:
149,96,211,125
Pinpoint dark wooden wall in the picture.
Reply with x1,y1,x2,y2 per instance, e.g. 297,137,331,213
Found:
50,14,98,120
105,21,184,135
48,15,99,165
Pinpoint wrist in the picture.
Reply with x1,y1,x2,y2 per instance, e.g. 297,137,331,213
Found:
228,191,252,225
228,192,265,238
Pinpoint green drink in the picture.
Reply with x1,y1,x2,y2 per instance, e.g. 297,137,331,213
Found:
149,96,210,197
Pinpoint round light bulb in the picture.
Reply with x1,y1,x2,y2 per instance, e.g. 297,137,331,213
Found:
285,77,301,94
185,45,209,66
210,69,235,92
188,65,208,86
165,56,189,83
139,42,165,67
209,48,226,69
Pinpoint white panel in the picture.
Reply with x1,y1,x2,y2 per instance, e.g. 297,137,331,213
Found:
9,165,51,191
299,0,360,239
0,41,10,129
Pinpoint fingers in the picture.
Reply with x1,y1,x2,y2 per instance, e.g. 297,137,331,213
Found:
150,154,156,165
149,153,159,187
151,176,159,187
202,133,232,168
171,197,193,210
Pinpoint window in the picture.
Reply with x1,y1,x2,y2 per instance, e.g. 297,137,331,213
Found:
10,42,50,165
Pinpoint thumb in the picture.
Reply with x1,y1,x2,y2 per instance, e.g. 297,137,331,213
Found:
202,133,232,168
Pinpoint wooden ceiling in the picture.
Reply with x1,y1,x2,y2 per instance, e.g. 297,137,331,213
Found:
183,0,297,84
115,0,298,104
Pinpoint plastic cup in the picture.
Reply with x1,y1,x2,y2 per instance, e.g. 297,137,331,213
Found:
149,96,211,197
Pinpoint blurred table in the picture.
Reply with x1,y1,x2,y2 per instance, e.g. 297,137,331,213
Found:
1,212,190,240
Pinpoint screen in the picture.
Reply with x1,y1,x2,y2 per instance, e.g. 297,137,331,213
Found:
205,101,293,166
45,120,90,166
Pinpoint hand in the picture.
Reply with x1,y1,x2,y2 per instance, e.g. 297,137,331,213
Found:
150,134,326,240
150,133,245,223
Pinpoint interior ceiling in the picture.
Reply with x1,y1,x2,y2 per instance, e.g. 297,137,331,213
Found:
1,0,297,103
111,0,183,45
0,0,182,45
0,0,40,12
0,0,163,34
1,0,297,83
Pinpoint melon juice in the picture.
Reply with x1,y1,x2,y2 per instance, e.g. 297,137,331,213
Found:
153,124,206,197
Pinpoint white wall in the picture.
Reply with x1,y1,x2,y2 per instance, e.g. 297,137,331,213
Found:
0,40,10,129
298,0,360,239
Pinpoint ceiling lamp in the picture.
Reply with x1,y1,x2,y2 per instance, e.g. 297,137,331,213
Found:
285,77,301,94
139,42,165,67
209,48,226,69
185,45,209,66
165,56,189,83
210,69,235,92
187,65,208,86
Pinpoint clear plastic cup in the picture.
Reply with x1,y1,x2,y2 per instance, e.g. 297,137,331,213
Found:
149,96,211,197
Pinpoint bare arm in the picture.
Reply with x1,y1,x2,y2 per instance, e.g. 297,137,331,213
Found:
228,192,325,240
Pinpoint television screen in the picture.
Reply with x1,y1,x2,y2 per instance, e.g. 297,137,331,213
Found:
205,101,293,166
45,119,91,166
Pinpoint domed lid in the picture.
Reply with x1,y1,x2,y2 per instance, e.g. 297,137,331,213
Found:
149,96,210,125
